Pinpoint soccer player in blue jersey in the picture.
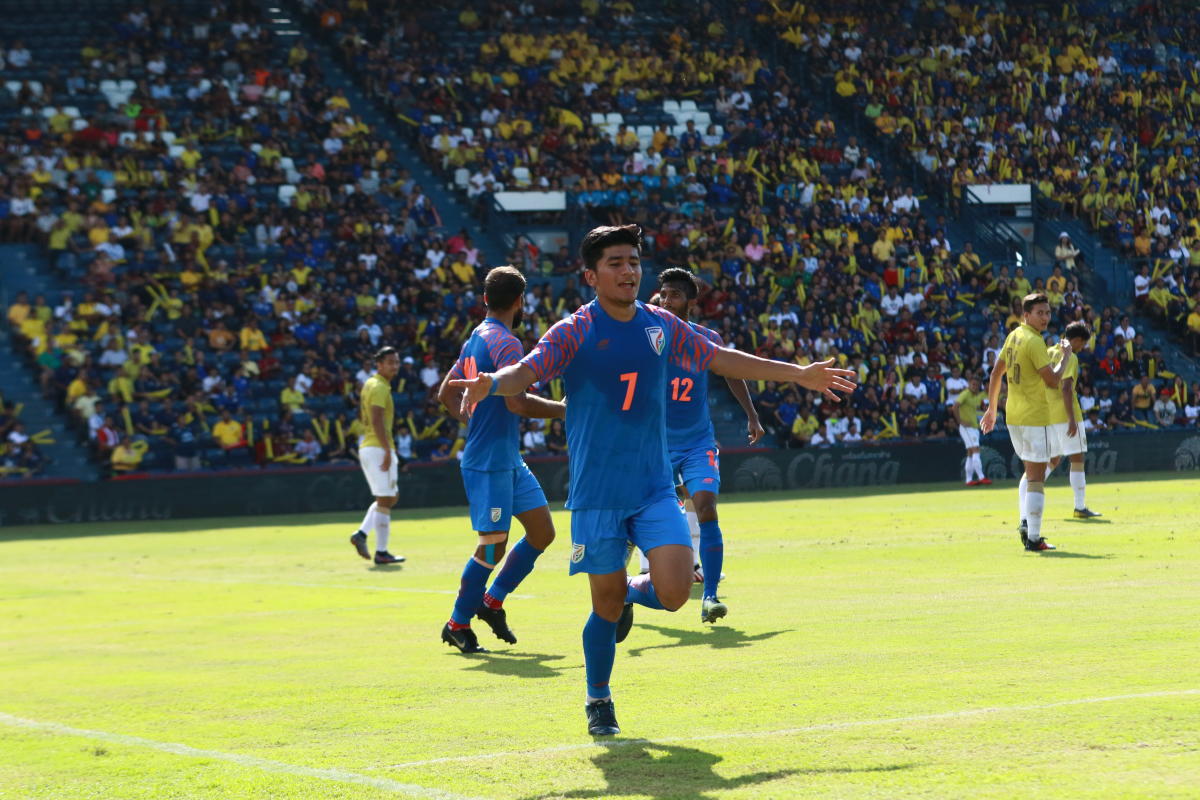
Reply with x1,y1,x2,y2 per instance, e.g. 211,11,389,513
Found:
452,225,855,736
654,267,764,624
436,266,566,654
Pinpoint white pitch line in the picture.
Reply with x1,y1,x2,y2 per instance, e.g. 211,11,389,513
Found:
388,688,1200,770
121,573,535,599
0,712,487,800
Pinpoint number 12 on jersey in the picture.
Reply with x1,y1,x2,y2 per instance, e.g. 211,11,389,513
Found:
670,376,693,402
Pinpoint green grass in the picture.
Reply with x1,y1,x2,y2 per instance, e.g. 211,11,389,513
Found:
1,473,1198,799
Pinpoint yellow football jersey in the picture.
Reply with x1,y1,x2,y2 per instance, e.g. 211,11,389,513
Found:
954,389,986,429
358,374,394,449
1001,323,1052,426
1045,348,1083,425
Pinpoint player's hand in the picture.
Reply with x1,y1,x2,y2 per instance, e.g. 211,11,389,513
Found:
1059,338,1072,352
1067,420,1078,437
980,408,997,434
796,359,857,401
380,449,392,473
747,417,765,444
448,373,493,418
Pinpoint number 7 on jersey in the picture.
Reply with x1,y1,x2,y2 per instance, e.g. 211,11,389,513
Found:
619,372,638,411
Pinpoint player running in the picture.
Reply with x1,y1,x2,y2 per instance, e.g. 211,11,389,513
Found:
348,346,406,565
436,266,566,654
981,293,1071,552
451,224,855,736
1047,321,1102,520
953,376,991,486
653,267,764,624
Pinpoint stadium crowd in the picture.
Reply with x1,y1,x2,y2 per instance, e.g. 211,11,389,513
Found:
755,0,1200,355
315,0,1200,445
4,0,1200,479
0,0,499,476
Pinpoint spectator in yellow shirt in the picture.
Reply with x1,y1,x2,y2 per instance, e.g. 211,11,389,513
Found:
111,436,144,473
1187,305,1200,355
1147,278,1175,320
212,410,246,450
458,7,480,29
239,319,268,351
280,377,306,413
790,410,820,447
65,370,89,404
1131,376,1156,423
6,291,31,326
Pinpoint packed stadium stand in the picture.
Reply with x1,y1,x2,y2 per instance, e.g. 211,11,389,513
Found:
2,0,1199,482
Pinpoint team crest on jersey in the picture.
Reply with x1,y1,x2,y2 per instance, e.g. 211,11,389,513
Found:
645,326,665,355
571,543,586,563
490,507,502,523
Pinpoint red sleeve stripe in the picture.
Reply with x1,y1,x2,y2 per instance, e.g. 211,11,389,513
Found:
522,307,591,382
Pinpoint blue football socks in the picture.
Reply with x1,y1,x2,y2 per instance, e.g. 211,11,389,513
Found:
450,559,493,626
486,537,542,605
699,520,724,599
582,612,617,701
624,573,665,609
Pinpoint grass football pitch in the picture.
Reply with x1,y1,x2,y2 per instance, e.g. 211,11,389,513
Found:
1,472,1197,800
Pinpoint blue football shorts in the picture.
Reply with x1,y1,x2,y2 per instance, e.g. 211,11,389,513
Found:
568,491,690,575
670,444,721,496
461,462,547,533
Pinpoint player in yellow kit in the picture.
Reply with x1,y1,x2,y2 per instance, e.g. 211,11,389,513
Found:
1047,321,1102,519
349,346,405,564
980,294,1071,552
953,376,991,485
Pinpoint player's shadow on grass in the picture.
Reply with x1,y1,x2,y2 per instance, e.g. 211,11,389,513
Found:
367,563,405,572
1037,550,1113,559
522,740,914,800
1060,517,1113,524
625,624,789,658
457,651,577,679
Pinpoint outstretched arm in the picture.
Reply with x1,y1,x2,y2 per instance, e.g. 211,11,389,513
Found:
448,363,539,418
709,348,856,401
723,375,764,444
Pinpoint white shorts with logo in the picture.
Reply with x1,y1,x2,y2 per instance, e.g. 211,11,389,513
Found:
959,426,980,449
1049,422,1088,457
1009,424,1052,464
359,446,398,497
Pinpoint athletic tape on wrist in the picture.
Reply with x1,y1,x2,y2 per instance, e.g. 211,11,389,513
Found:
487,374,500,396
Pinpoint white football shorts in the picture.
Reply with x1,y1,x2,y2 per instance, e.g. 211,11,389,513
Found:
1049,421,1088,457
1009,424,1051,464
959,426,980,449
359,445,398,497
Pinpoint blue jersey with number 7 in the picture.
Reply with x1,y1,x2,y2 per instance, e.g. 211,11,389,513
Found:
520,300,717,509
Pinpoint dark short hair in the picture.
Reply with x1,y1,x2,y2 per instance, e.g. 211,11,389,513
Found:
580,224,642,271
656,266,698,300
1022,292,1050,313
483,265,526,311
374,346,399,364
1064,321,1091,341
